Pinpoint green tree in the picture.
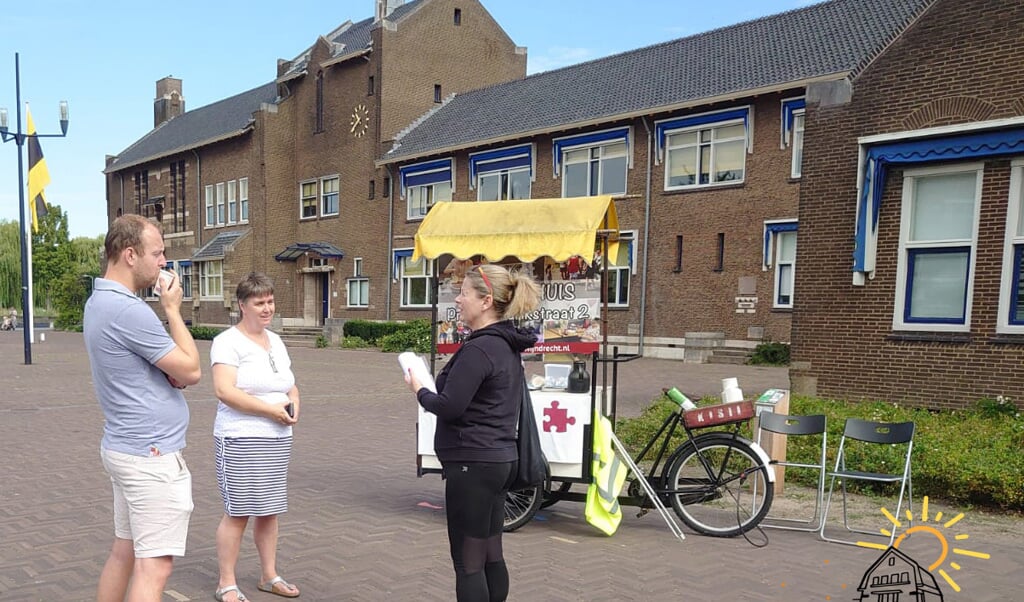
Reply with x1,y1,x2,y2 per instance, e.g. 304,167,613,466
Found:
0,220,23,310
31,204,73,309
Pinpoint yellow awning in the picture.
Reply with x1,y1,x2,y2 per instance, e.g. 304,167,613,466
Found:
412,195,619,263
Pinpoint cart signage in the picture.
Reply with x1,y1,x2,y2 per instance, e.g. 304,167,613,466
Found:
437,272,602,354
682,401,755,429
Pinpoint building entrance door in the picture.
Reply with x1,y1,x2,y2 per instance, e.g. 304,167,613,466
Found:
303,273,321,326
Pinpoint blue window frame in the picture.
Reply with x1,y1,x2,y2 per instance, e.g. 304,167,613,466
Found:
998,160,1024,332
656,107,751,190
764,221,798,309
400,159,453,220
894,165,980,331
470,145,533,201
552,128,630,197
1010,245,1024,325
854,125,1024,278
904,247,970,324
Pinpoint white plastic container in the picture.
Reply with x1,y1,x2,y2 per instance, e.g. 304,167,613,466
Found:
544,364,571,389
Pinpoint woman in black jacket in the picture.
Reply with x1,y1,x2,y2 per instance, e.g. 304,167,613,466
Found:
406,264,540,602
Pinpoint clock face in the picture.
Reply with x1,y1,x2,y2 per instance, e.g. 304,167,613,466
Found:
350,103,370,138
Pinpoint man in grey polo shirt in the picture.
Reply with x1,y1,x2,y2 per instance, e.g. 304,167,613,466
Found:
84,214,201,602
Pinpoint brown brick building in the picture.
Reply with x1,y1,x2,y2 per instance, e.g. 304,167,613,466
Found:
379,0,932,360
104,0,525,330
790,0,1024,408
106,0,999,385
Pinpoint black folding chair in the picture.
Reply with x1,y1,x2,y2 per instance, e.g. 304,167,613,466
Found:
819,418,915,546
756,413,827,532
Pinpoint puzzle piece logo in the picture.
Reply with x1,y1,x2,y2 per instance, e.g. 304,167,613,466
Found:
542,401,576,432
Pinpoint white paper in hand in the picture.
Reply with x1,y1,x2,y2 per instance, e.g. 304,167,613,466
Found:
399,352,436,393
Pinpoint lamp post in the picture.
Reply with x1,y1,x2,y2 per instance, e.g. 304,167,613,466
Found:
0,52,69,365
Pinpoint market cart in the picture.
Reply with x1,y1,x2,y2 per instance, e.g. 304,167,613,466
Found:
412,196,775,539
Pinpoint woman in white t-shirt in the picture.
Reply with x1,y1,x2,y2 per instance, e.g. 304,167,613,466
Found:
210,273,300,601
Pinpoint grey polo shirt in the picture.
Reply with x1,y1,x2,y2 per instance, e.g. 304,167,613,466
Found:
84,278,189,456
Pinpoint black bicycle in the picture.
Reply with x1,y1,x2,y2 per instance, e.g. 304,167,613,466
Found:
505,393,775,537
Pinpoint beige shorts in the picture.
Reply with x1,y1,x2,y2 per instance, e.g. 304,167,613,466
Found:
100,448,193,558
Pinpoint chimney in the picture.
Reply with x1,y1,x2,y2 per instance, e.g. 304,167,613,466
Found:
154,77,185,128
374,0,405,22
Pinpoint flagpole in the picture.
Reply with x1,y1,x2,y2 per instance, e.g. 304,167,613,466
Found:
26,113,35,347
13,54,32,364
0,53,70,365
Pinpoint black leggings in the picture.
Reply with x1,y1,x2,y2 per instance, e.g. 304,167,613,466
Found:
442,460,516,602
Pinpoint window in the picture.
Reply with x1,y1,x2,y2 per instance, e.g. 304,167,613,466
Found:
369,179,376,199
894,165,981,331
200,260,223,299
134,170,149,214
605,231,636,307
434,84,442,103
177,161,186,232
774,231,796,308
563,141,627,197
176,261,193,299
764,221,798,309
205,184,215,227
239,177,249,222
226,180,237,224
322,176,339,216
714,233,725,272
998,160,1024,332
470,144,533,201
368,75,375,96
169,162,184,233
315,70,324,133
408,181,451,219
205,179,246,227
781,97,806,179
300,181,317,219
454,8,461,25
215,182,225,225
400,255,433,307
478,168,531,201
657,107,750,190
347,257,369,307
401,159,453,220
790,111,805,179
664,122,746,188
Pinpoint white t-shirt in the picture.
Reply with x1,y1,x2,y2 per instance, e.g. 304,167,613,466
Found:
210,326,295,438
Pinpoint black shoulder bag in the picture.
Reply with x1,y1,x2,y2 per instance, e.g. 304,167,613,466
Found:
512,368,548,490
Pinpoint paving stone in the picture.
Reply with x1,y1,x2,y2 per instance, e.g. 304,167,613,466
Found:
0,332,1016,601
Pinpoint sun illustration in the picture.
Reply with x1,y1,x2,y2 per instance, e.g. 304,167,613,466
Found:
856,496,991,593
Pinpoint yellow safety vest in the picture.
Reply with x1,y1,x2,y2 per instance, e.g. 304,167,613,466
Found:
585,410,628,535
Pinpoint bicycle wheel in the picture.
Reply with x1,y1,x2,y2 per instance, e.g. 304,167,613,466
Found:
665,435,773,537
504,484,543,532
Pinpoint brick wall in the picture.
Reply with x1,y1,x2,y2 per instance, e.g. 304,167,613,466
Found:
377,0,526,143
389,90,804,343
791,0,1024,408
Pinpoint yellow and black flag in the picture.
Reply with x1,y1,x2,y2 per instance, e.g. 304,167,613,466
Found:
26,107,51,233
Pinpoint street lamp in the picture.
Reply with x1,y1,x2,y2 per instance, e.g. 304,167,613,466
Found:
0,53,69,365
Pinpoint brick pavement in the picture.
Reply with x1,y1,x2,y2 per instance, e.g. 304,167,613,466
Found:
1,331,1018,601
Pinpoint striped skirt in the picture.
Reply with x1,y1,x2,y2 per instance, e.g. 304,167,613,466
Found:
214,436,292,517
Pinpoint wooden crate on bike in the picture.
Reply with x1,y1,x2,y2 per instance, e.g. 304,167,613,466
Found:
682,401,754,429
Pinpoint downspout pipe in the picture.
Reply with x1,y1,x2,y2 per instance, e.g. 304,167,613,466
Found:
638,116,654,356
191,148,202,325
117,173,124,216
191,149,202,249
385,164,395,320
